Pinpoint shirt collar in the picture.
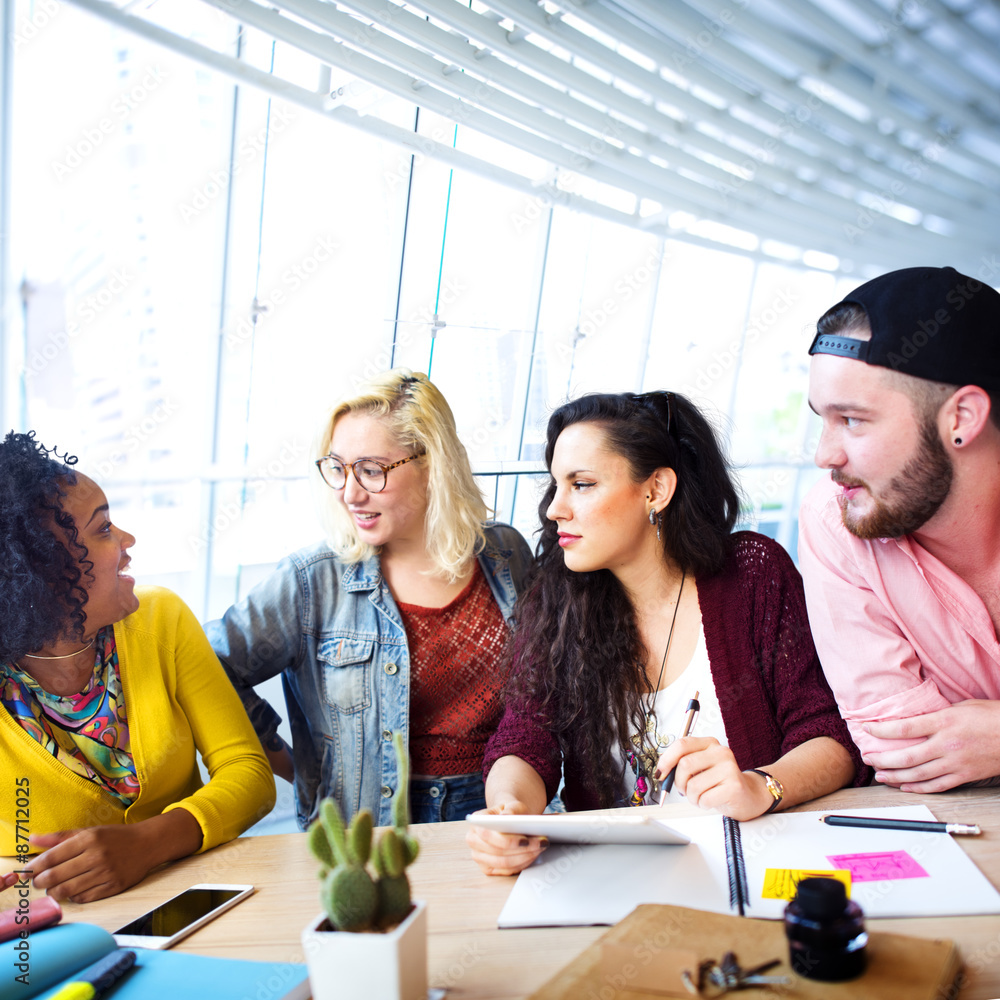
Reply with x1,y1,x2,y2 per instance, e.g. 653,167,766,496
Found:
341,556,381,592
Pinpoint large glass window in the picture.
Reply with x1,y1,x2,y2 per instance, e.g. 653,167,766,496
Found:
4,2,869,606
10,0,234,606
5,0,893,833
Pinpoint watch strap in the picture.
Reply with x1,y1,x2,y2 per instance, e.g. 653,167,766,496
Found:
747,768,783,814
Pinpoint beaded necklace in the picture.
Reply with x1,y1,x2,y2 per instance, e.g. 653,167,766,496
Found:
625,571,685,805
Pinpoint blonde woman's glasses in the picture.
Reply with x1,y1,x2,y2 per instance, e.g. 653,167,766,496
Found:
315,452,425,493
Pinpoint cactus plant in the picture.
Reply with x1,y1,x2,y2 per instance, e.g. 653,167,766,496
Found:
307,732,420,932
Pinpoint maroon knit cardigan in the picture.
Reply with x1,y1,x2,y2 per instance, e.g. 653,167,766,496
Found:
483,532,870,810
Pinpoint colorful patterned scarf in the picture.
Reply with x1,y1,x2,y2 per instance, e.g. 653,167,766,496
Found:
1,626,139,805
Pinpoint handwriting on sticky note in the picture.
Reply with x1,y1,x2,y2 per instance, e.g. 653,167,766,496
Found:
761,868,852,901
826,850,929,882
600,943,699,997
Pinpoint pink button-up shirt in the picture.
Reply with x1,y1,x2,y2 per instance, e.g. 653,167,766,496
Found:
798,475,1000,757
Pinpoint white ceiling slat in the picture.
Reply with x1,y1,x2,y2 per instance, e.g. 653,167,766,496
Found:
505,0,997,249
838,0,1000,113
592,0,997,200
198,0,876,252
301,0,963,251
213,0,946,258
763,0,1000,132
277,0,757,194
919,0,1000,73
58,0,659,223
624,0,998,197
603,0,999,241
206,0,819,236
204,0,698,205
57,0,1000,277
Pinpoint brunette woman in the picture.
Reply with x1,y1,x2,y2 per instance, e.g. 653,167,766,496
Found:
207,369,532,828
0,432,275,901
467,391,867,875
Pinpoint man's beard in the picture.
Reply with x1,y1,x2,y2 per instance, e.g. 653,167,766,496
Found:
833,419,953,540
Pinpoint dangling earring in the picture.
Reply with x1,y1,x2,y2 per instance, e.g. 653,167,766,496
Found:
656,514,661,542
648,507,656,525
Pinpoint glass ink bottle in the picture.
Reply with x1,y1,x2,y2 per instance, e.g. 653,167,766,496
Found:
784,877,867,981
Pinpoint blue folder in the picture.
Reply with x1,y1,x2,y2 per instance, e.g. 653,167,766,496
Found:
1,922,309,1000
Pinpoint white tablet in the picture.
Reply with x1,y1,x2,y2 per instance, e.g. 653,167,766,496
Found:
466,813,691,845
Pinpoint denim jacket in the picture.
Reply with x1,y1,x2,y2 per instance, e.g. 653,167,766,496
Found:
205,522,532,829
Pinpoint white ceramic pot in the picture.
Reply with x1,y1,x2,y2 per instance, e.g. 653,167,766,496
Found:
301,900,428,1000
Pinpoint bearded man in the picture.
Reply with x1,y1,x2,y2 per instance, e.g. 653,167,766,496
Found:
799,265,1000,792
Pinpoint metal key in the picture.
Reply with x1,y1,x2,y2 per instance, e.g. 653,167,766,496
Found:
681,952,791,995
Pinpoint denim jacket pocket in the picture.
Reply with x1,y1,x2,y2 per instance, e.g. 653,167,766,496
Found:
319,636,374,714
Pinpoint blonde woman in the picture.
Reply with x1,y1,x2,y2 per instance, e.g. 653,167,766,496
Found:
206,370,532,827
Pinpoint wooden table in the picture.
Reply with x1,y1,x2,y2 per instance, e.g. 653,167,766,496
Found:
8,785,1000,998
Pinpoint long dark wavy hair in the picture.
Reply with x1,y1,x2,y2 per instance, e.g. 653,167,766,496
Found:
0,431,91,663
510,391,742,807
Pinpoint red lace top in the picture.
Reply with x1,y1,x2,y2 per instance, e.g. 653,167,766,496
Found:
396,562,509,776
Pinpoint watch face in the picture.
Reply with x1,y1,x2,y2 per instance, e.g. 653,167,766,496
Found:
750,769,782,811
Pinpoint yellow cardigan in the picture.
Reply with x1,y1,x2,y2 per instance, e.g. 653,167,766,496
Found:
0,586,275,856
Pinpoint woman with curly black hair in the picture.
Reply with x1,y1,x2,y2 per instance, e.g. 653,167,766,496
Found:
0,432,274,902
468,391,868,876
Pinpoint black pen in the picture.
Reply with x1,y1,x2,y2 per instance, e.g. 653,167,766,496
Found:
820,814,982,836
658,691,700,805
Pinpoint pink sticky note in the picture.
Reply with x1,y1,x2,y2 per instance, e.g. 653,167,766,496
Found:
825,850,929,882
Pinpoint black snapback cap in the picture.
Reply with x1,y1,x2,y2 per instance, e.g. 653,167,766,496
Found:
808,266,1000,393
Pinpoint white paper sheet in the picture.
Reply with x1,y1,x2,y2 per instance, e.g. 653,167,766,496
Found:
497,805,1000,927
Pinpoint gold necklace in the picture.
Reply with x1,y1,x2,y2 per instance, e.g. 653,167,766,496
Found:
22,638,96,661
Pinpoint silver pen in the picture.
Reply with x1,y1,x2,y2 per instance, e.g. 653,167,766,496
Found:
658,692,700,805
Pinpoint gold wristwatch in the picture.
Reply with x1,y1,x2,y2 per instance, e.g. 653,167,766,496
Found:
747,768,783,814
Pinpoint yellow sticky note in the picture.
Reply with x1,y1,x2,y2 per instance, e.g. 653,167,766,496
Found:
761,868,852,901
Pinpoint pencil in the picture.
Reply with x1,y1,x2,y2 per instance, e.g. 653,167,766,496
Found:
820,814,981,836
658,691,700,805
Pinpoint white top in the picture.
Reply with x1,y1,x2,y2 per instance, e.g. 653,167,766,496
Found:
618,624,727,806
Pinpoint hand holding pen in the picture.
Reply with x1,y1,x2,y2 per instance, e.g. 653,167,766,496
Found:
658,692,700,805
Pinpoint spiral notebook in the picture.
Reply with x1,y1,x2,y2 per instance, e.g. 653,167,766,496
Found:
497,805,1000,927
